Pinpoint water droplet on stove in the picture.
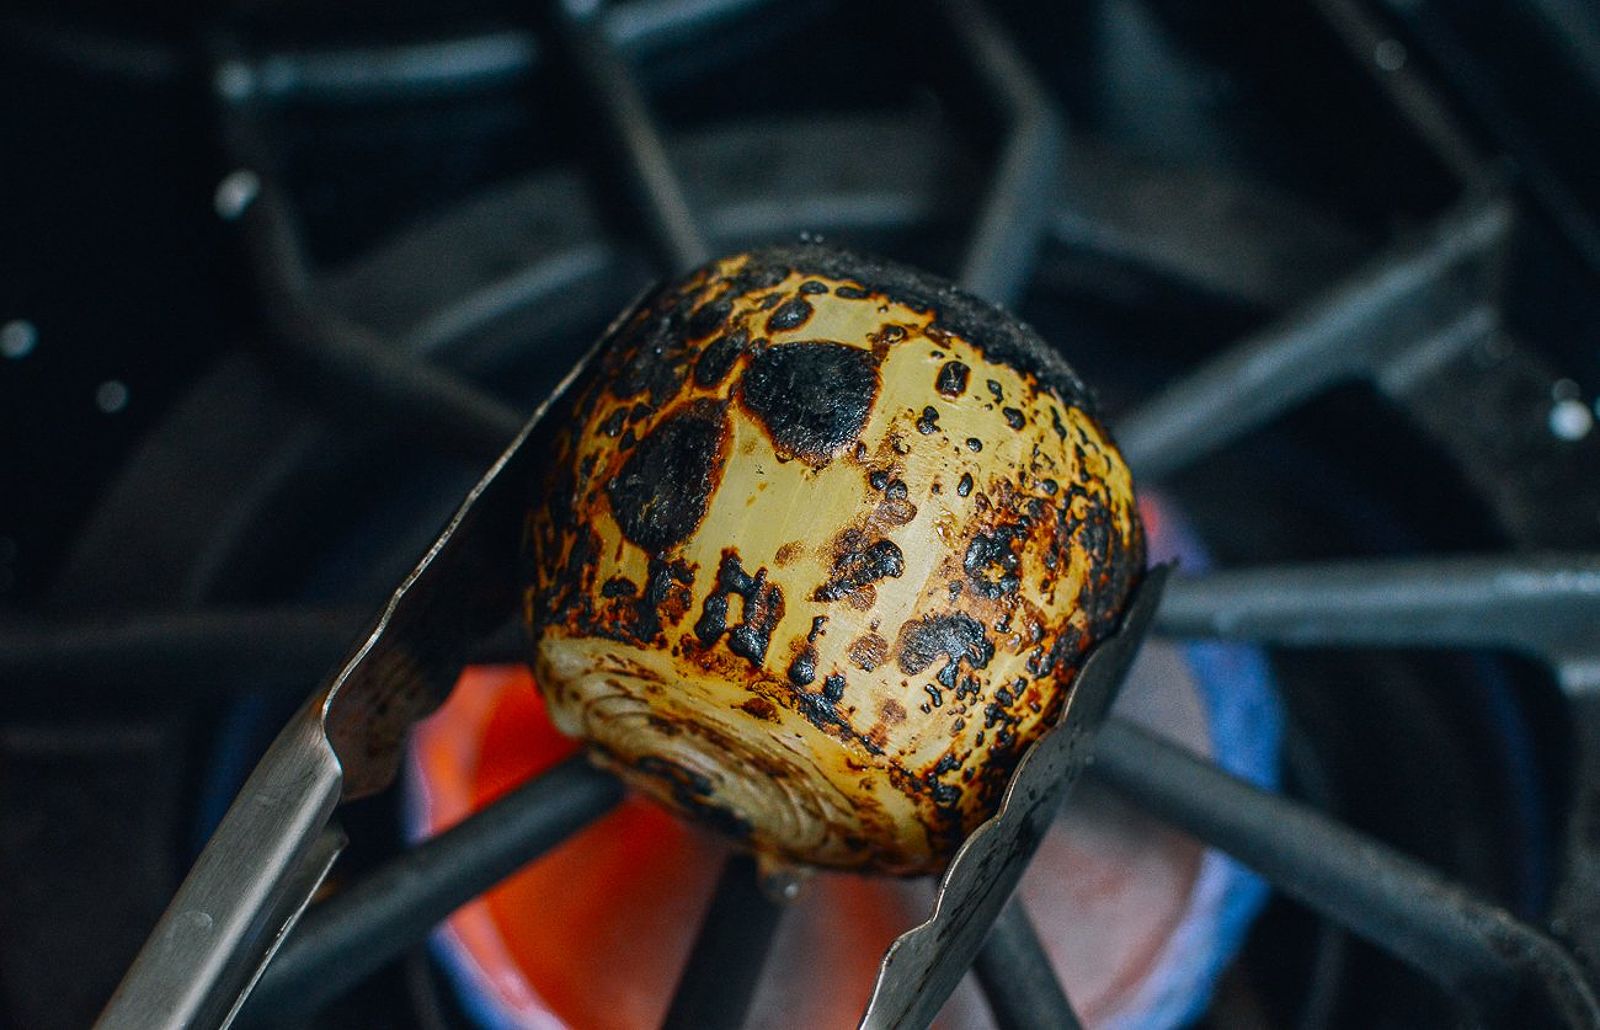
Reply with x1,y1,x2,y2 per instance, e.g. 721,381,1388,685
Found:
1374,39,1407,72
1549,399,1592,441
214,61,255,102
1,320,37,360
95,380,129,414
757,854,811,904
214,170,261,221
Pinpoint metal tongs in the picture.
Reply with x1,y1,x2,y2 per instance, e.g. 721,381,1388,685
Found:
95,342,602,1030
97,321,1165,1029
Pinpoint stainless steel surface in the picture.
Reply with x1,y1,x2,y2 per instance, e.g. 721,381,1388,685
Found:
859,565,1167,1030
92,311,616,1029
95,706,344,1030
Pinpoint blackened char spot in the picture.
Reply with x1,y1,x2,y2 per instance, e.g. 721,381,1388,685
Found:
687,296,733,339
935,361,970,398
694,330,747,388
965,525,1024,598
719,245,1095,415
813,539,905,601
631,557,694,642
606,307,690,407
727,261,789,294
694,550,785,667
606,400,727,552
834,284,870,300
694,592,728,646
766,296,813,332
740,342,879,461
1002,407,1025,429
799,280,831,295
987,379,1005,403
916,406,940,434
896,613,995,694
957,473,974,497
788,645,818,686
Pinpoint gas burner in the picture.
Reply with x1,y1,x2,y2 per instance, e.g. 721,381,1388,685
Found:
3,0,1600,1027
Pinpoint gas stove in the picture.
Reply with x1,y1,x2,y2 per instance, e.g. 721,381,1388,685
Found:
4,0,1600,1027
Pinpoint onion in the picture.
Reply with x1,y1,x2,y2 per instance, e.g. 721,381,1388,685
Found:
524,246,1143,874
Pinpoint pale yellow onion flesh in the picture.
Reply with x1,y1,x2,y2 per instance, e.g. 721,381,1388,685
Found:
525,247,1142,874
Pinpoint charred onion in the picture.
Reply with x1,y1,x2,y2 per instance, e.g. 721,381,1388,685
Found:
524,246,1142,874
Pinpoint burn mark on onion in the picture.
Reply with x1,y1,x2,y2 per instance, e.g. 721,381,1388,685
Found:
848,633,888,671
694,330,747,388
788,645,819,686
606,400,728,552
605,308,693,407
916,405,940,434
766,296,814,332
687,296,733,339
741,697,777,721
813,538,905,602
740,341,879,462
935,361,970,398
632,750,755,838
716,244,1097,417
1002,407,1025,430
965,525,1025,598
694,549,785,667
896,612,995,700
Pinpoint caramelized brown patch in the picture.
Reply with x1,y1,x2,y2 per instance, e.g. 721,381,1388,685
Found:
740,697,777,721
847,633,889,671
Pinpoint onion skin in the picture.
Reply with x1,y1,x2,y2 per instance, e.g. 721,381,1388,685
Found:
524,246,1143,875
